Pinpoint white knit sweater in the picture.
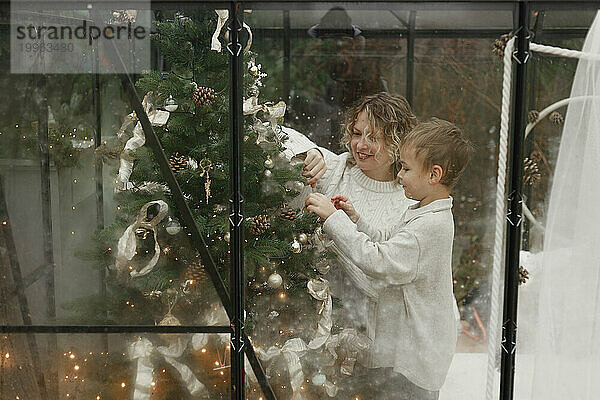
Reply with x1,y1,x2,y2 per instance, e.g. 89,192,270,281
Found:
280,126,413,339
323,198,458,391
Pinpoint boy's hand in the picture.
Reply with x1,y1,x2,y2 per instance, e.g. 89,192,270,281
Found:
305,193,336,220
302,149,326,188
331,194,360,223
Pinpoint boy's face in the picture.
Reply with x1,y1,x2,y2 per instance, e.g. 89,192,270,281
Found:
397,147,431,202
350,110,394,180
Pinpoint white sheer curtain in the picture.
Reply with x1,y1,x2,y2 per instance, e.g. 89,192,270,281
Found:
531,11,600,400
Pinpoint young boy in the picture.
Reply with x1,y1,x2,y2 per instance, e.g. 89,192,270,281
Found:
305,118,474,399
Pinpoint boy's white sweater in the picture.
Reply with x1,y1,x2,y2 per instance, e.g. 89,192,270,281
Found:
281,126,456,390
323,198,458,391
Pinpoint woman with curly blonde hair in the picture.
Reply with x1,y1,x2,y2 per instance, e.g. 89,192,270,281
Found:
280,92,417,356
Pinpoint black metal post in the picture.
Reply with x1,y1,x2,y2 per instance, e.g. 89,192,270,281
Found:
283,9,291,103
406,10,416,105
36,72,58,400
91,33,109,356
500,2,530,400
229,3,245,399
522,8,544,251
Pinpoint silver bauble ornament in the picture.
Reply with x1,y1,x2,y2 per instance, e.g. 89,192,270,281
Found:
291,239,302,254
293,180,305,192
267,272,283,288
264,156,274,169
165,217,182,235
264,169,273,178
164,95,179,112
298,233,309,245
312,372,326,386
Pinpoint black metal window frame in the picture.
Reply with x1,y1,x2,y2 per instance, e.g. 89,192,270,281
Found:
1,2,600,400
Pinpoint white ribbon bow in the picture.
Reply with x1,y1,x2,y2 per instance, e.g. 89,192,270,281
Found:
115,200,169,277
307,278,333,349
129,337,207,400
243,96,287,144
117,92,170,192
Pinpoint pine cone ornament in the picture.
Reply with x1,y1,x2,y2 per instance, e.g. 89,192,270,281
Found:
192,86,217,107
250,215,271,235
169,152,188,173
523,157,541,186
549,111,564,125
519,266,530,285
527,110,539,125
184,261,208,285
492,33,512,59
279,203,297,221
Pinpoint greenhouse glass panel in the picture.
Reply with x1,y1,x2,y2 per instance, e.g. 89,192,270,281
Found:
241,3,518,399
515,7,600,400
0,6,230,325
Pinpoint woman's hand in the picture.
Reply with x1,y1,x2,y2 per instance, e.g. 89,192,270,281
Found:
305,193,336,220
331,195,360,223
302,149,326,188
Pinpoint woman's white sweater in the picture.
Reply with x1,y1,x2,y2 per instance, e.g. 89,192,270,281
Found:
280,126,413,342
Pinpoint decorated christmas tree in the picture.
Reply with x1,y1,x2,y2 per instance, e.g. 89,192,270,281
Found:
62,9,347,399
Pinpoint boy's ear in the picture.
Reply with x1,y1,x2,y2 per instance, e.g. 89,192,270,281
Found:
429,165,443,184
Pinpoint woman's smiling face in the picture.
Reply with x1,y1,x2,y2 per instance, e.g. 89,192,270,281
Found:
350,110,394,181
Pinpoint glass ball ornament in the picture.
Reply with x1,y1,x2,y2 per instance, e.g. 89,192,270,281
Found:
292,180,304,192
298,233,309,245
264,156,274,169
164,95,178,112
267,272,283,288
264,169,273,179
291,239,302,254
165,217,182,235
312,372,326,386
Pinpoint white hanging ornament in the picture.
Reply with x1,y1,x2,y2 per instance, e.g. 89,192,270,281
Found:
291,238,302,254
264,155,274,169
165,216,182,235
267,272,283,288
264,169,273,178
250,65,259,76
224,232,230,243
164,95,179,112
298,233,309,245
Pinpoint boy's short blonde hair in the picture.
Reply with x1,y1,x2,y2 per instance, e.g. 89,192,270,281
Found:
402,118,474,188
341,92,418,172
